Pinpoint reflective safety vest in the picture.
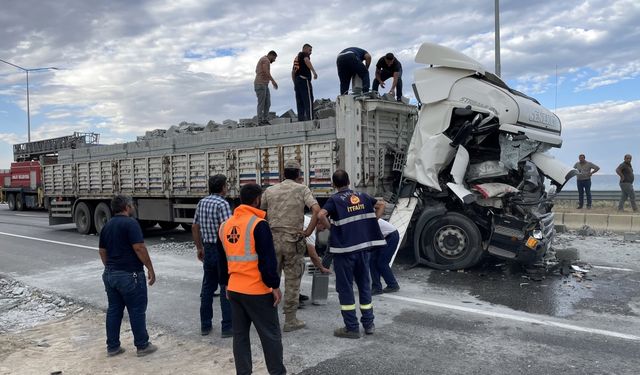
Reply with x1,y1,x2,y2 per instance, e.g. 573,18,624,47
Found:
219,204,272,295
327,189,386,253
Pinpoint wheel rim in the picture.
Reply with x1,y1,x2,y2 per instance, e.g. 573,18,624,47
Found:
433,225,468,258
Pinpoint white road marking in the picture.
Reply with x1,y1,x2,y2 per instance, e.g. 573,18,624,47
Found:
381,293,640,341
300,278,640,341
0,231,96,250
14,214,45,218
591,265,635,272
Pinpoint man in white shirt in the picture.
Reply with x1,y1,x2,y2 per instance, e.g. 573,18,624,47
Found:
370,219,400,295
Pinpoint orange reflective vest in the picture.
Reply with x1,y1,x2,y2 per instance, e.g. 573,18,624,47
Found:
219,204,272,295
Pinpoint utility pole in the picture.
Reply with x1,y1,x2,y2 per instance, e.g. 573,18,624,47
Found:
494,0,501,77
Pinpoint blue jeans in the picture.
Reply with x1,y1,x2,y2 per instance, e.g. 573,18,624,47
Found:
577,179,592,208
102,269,149,350
370,231,400,291
334,251,374,332
201,242,232,332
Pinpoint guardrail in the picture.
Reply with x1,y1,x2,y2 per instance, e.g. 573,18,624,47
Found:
554,190,637,201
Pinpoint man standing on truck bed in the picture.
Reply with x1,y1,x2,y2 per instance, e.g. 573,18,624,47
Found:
292,43,318,122
192,174,233,337
371,53,403,101
573,154,599,209
261,159,320,332
317,170,386,339
336,47,371,95
616,154,637,212
99,195,157,357
255,50,278,126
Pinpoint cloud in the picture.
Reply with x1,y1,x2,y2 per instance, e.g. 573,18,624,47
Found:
0,0,638,171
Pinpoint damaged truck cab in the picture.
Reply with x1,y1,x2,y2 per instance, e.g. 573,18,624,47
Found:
401,43,576,270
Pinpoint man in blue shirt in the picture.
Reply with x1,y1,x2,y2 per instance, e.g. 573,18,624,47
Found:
192,174,233,337
336,47,372,95
99,195,157,357
317,170,385,339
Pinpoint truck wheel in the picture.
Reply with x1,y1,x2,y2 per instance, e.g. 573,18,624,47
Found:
416,212,483,270
15,194,25,211
74,202,95,234
7,194,16,211
94,202,112,235
158,221,179,230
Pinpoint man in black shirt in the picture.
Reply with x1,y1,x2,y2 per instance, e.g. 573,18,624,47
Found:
372,53,403,101
292,43,318,122
99,195,157,357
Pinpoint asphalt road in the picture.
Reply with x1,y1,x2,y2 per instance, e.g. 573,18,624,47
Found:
1,205,640,374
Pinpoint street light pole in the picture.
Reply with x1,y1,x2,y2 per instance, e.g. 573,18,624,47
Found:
0,58,58,143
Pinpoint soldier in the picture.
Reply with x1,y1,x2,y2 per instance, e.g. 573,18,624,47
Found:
261,159,320,332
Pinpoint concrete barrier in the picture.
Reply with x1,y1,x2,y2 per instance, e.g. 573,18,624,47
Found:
608,215,633,232
632,216,640,232
585,214,608,230
562,213,586,230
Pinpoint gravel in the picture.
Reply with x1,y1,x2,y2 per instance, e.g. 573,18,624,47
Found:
0,277,78,333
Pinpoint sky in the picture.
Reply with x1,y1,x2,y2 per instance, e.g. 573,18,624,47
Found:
1,0,639,174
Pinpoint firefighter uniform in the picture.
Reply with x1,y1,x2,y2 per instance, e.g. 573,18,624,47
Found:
322,189,385,336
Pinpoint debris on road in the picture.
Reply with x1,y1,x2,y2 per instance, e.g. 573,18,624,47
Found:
0,277,74,334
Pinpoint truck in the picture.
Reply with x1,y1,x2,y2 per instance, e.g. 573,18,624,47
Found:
1,133,100,211
42,42,575,270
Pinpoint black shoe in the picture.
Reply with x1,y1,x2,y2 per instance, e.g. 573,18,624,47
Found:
136,343,158,357
221,330,233,338
364,324,375,335
299,294,310,302
107,347,125,357
383,286,400,293
334,327,360,339
298,302,305,309
576,205,583,209
371,289,383,295
201,326,212,336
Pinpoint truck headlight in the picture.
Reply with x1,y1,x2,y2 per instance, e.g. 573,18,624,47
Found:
532,230,543,240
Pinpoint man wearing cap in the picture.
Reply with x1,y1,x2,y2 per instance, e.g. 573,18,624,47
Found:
261,159,321,332
372,53,403,102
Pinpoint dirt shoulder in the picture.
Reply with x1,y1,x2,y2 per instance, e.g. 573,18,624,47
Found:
0,277,267,375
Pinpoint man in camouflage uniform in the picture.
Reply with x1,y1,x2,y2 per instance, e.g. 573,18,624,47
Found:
261,159,320,332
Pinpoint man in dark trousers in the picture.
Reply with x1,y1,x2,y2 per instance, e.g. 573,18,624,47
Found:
573,154,599,209
336,47,372,95
292,43,318,121
370,218,400,295
99,195,157,357
192,174,233,337
616,154,637,212
317,170,386,339
218,183,286,375
372,53,403,101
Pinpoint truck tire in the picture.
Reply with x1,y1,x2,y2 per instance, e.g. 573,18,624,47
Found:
74,202,95,234
416,212,483,270
158,221,179,230
7,194,16,211
93,202,112,235
15,194,25,211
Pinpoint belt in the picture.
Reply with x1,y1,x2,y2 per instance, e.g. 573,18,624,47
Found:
338,51,355,56
296,75,310,80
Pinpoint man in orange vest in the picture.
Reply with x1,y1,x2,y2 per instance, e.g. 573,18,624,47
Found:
217,183,286,375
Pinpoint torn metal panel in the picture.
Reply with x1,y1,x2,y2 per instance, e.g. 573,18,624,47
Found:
499,133,542,170
388,197,419,266
404,133,456,191
450,146,469,184
466,160,509,181
447,182,476,204
530,152,578,188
